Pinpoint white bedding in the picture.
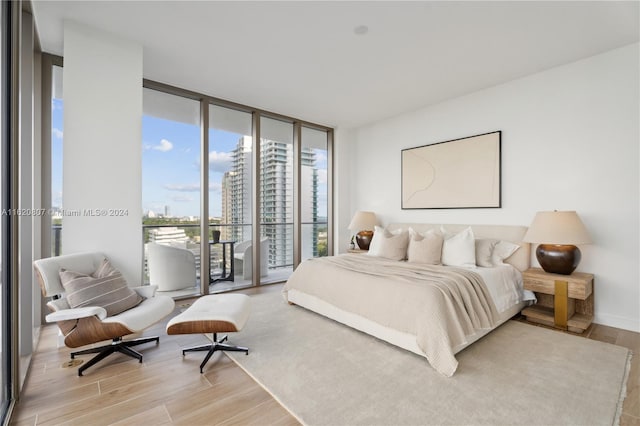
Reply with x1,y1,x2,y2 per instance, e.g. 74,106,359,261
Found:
284,255,531,376
473,265,534,312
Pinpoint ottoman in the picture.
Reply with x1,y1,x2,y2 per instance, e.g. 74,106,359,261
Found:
167,294,250,373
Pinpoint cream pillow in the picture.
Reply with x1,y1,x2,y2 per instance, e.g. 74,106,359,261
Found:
367,226,409,261
60,259,144,317
440,226,476,268
491,241,520,265
407,228,443,265
475,238,498,267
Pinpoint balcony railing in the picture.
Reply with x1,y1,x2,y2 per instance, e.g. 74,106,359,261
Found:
50,221,327,286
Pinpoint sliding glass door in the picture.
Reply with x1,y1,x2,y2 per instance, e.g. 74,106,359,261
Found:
208,105,253,292
260,117,294,283
301,127,329,260
142,88,202,296
139,82,332,295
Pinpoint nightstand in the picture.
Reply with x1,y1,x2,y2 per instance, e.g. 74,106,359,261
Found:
521,268,594,333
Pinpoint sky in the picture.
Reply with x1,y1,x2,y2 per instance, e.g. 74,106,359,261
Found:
52,99,328,220
142,115,237,218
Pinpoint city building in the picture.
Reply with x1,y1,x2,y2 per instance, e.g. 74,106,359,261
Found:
221,135,319,268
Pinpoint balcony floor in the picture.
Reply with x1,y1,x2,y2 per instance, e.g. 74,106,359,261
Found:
156,266,294,299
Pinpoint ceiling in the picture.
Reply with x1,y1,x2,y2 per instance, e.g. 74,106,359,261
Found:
31,1,639,129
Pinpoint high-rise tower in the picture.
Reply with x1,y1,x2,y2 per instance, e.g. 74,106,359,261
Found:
223,136,318,269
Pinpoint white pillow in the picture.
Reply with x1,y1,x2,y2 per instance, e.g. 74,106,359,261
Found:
407,228,443,265
368,226,400,255
475,238,498,267
491,241,520,265
367,226,409,261
440,226,476,268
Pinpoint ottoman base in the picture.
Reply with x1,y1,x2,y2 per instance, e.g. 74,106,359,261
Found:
182,333,249,373
166,294,251,373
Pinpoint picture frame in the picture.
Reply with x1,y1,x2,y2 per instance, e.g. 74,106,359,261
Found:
401,131,501,209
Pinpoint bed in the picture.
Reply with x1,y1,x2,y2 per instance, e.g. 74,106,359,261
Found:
283,223,532,377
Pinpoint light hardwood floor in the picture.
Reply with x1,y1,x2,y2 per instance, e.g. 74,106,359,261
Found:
10,284,639,425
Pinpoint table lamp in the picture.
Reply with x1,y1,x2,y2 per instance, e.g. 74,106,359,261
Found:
523,210,592,275
348,211,379,250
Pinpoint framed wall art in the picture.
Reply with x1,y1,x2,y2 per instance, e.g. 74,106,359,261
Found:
401,131,501,209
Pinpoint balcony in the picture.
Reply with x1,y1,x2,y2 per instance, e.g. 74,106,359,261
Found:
51,223,294,299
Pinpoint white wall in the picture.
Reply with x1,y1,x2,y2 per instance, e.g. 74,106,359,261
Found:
333,127,356,253
62,23,143,285
341,43,639,332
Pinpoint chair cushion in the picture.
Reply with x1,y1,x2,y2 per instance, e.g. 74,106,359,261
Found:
102,293,175,332
60,259,144,317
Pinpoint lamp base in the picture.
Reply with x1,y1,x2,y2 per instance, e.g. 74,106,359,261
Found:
355,231,374,251
536,244,581,275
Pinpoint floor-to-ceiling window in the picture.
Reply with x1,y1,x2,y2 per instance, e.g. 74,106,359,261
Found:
142,88,202,296
50,64,63,256
139,81,333,296
260,117,295,283
301,126,329,261
35,71,333,299
208,104,254,292
0,1,6,418
1,0,18,419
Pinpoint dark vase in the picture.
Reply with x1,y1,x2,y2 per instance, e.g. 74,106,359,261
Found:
536,244,581,275
355,230,374,250
212,230,221,243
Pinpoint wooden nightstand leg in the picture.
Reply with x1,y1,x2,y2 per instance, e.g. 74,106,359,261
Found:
554,280,569,330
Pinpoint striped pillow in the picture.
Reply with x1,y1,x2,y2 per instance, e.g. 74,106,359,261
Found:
60,259,144,317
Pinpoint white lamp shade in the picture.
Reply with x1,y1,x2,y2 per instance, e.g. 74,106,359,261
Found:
523,211,592,245
348,211,379,232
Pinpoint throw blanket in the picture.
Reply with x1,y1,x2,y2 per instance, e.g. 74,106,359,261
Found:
283,254,499,376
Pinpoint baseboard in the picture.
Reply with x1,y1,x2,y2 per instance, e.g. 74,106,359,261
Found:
594,312,640,333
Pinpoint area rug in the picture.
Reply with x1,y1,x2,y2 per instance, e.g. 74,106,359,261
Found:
225,291,631,426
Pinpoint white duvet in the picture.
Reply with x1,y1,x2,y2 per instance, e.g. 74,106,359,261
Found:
284,254,528,376
473,264,533,313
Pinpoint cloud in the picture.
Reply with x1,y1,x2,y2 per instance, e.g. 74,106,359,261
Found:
209,151,233,173
52,128,63,139
163,182,222,193
171,195,193,202
151,139,173,152
164,183,200,192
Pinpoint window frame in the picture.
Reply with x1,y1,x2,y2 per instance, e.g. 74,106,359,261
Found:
143,80,333,293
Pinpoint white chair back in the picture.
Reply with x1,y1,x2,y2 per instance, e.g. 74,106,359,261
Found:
147,242,197,291
34,252,106,298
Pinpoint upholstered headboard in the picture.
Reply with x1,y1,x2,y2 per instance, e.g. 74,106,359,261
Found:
387,223,531,272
